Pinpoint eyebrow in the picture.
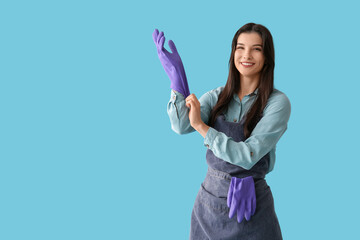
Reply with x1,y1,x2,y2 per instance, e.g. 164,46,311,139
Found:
237,43,263,47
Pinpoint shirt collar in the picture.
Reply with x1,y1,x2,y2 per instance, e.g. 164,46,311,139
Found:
233,87,258,101
253,88,259,95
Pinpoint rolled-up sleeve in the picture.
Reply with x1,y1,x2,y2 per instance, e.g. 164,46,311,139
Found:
203,93,291,170
167,89,216,135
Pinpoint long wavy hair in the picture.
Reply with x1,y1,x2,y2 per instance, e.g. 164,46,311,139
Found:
208,23,275,139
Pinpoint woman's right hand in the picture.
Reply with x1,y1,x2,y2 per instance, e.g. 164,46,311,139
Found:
152,29,190,98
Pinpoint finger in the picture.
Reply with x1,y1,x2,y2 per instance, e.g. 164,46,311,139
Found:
152,29,159,44
186,99,194,108
227,193,232,208
244,201,251,221
185,94,197,102
227,180,234,208
228,203,236,219
185,97,194,105
186,99,199,110
228,187,237,219
157,31,164,45
168,40,178,54
159,35,165,49
188,101,196,110
185,94,193,100
237,201,245,223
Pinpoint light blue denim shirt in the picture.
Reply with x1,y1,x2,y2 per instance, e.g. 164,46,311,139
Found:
167,86,291,174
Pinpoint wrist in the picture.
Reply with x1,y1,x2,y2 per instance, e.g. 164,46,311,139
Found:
194,122,210,138
193,121,203,130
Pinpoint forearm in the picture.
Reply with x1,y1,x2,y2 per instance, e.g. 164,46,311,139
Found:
194,122,210,138
203,127,256,169
167,90,196,134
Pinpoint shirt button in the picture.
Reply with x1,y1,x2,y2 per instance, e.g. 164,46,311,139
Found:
233,119,237,122
250,152,254,157
173,95,176,100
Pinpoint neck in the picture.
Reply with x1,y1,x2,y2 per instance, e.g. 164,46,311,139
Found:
238,74,260,96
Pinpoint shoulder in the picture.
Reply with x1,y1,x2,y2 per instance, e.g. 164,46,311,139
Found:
199,86,225,108
200,85,225,99
269,88,291,103
205,86,225,96
264,88,291,115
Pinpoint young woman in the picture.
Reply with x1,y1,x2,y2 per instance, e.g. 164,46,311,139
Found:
153,23,291,240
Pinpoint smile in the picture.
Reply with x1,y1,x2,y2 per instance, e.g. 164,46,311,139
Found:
241,62,255,67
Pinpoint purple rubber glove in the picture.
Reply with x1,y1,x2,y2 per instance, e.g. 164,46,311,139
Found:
152,29,190,98
227,176,256,223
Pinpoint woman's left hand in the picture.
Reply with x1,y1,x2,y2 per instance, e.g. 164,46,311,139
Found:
185,94,203,129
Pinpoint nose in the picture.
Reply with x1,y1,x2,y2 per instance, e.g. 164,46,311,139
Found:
243,50,251,59
243,50,252,60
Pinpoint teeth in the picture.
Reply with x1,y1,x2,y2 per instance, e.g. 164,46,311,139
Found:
242,63,254,66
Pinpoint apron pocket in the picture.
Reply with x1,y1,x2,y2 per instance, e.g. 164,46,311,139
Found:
199,182,229,214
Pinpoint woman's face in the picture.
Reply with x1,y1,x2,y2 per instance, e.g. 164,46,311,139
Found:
234,32,265,78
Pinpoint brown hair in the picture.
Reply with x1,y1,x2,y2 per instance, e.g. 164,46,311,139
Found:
208,23,275,139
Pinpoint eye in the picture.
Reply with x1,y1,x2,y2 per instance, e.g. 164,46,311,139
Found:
236,47,262,51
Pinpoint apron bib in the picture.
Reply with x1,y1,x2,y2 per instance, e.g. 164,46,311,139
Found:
190,114,283,240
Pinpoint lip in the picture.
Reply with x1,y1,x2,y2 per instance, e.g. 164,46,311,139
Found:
241,62,255,68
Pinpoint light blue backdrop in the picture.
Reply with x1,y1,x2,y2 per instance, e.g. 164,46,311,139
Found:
1,0,359,239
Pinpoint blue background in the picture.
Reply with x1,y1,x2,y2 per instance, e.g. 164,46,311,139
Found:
1,0,359,239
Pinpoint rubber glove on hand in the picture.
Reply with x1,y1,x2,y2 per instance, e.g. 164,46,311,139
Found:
152,29,190,98
227,176,256,223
